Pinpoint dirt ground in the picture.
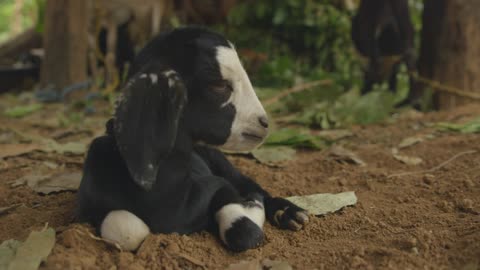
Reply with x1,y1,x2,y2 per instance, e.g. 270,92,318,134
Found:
0,100,479,270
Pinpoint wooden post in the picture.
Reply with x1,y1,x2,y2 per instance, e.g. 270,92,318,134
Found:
418,0,480,109
41,0,88,93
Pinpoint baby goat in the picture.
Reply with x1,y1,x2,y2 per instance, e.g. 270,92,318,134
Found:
77,27,309,252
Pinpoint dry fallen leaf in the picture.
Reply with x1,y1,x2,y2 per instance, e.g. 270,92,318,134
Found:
392,148,423,166
12,172,82,194
227,259,293,270
7,227,56,270
252,146,296,167
329,145,366,166
262,259,293,270
0,144,42,160
0,204,23,216
42,140,86,155
286,191,358,216
226,260,261,270
398,136,424,149
0,239,22,270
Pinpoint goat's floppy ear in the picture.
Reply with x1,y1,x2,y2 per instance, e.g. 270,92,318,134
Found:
114,64,187,190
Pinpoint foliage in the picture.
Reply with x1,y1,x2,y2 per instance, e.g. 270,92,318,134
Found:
222,0,360,89
437,117,480,134
265,128,329,149
217,0,424,130
4,103,43,118
0,0,40,43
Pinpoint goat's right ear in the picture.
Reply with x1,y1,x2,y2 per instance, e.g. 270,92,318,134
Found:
113,64,187,191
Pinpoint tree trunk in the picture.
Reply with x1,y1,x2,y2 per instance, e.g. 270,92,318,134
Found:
41,0,88,92
418,0,480,110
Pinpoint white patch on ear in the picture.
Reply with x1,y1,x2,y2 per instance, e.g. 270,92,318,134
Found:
149,73,158,84
139,73,159,84
100,210,150,251
163,70,176,77
215,200,265,244
215,46,268,152
163,69,178,87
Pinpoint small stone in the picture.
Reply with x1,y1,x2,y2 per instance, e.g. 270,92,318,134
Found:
438,200,453,212
165,242,180,253
227,260,261,270
338,178,348,186
422,174,435,185
411,247,419,255
463,179,475,188
262,259,293,270
350,255,369,268
404,237,418,248
457,199,474,212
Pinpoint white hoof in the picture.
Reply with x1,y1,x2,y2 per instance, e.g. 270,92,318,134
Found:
100,210,150,251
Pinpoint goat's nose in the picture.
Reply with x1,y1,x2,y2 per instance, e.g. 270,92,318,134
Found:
258,116,269,128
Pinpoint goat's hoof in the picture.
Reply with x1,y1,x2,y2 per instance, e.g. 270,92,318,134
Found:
269,198,310,231
223,217,264,252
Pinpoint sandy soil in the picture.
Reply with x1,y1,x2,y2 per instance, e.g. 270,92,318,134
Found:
0,102,479,270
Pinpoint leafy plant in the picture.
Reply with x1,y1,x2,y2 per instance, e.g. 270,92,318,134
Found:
4,104,43,118
437,117,480,134
0,0,41,43
216,0,425,129
221,0,360,88
265,128,329,149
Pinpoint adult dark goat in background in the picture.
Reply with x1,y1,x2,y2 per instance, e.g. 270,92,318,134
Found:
352,0,418,106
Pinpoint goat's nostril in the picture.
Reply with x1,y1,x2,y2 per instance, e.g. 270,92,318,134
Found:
258,116,269,128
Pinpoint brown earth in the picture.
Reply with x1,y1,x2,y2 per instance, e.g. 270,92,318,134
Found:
0,101,479,270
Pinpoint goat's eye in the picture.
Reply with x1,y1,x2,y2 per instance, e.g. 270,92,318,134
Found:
212,81,233,94
224,81,233,92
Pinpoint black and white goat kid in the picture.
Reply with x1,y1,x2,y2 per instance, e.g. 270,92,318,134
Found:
77,27,309,252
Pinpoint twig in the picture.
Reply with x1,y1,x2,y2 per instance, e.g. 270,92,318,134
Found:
0,203,23,215
177,253,206,269
410,72,480,100
74,228,123,251
263,79,332,106
387,150,477,178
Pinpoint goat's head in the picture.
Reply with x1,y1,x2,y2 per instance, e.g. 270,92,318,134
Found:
113,27,268,190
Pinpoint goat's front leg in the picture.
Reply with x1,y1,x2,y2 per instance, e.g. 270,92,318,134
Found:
207,178,266,252
195,146,310,232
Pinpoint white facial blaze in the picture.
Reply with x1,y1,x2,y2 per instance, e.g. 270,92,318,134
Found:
216,46,268,152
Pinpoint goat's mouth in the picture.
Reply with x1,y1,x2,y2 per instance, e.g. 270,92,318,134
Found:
241,132,265,142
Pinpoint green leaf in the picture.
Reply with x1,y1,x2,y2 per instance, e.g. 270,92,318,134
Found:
252,146,296,166
272,8,287,25
42,140,86,155
265,128,328,149
437,117,480,134
4,104,43,118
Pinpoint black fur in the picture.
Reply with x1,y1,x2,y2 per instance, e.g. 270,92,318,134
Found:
77,27,308,252
224,217,264,252
352,0,418,106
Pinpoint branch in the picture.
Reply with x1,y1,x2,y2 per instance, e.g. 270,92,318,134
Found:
411,72,480,100
263,79,333,106
387,150,477,178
